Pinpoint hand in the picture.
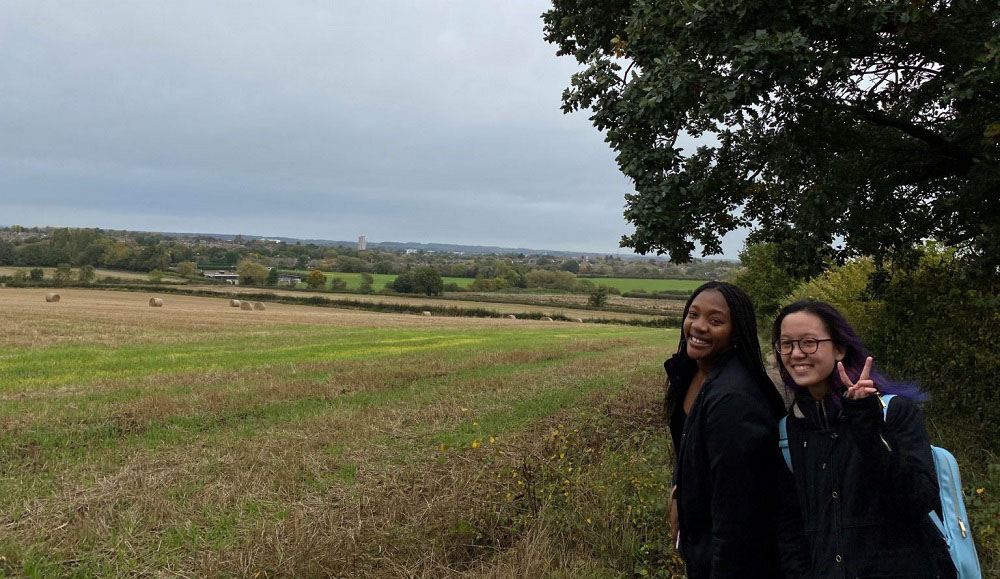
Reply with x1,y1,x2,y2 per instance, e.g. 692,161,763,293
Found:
669,498,679,547
838,356,877,400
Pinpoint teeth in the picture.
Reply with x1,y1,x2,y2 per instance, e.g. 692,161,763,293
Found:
689,336,709,345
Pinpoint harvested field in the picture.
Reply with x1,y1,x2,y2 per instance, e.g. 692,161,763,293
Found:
0,266,184,283
177,285,671,322
0,288,682,577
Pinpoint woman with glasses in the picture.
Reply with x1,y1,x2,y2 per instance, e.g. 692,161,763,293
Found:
772,300,955,578
664,281,797,578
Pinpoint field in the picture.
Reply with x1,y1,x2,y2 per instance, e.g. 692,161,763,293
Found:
287,271,704,294
577,278,703,293
0,289,681,577
0,267,184,284
181,285,672,322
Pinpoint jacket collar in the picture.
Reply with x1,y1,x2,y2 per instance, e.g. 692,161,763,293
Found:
792,387,842,430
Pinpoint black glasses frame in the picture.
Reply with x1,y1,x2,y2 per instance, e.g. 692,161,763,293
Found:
773,338,834,355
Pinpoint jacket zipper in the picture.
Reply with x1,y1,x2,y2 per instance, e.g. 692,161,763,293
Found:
876,395,894,452
816,399,830,430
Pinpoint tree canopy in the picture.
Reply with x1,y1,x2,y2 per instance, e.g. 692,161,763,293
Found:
544,0,1000,275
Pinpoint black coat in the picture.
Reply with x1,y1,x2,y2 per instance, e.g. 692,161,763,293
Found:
665,351,797,579
780,388,956,578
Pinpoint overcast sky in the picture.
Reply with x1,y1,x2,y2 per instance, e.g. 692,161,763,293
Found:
0,1,745,257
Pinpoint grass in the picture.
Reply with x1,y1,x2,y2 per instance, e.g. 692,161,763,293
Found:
577,277,704,293
0,266,184,283
0,287,683,578
280,270,704,294
2,287,993,578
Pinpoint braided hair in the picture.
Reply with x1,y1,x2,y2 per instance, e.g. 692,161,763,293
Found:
677,281,786,417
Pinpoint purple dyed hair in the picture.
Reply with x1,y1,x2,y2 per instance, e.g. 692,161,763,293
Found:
770,300,927,402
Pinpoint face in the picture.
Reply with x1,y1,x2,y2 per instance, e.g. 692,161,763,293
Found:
777,311,845,389
683,289,732,364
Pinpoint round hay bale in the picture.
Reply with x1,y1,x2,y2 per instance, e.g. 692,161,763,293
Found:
148,297,163,307
230,299,242,307
240,301,253,310
253,302,266,311
541,316,553,321
506,314,516,320
45,293,60,303
421,311,432,316
573,318,584,323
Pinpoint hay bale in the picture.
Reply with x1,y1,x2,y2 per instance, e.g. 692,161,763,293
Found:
45,293,60,303
240,301,253,310
506,314,516,320
541,316,553,321
573,318,583,323
148,297,163,307
230,299,242,307
422,311,432,316
253,302,266,311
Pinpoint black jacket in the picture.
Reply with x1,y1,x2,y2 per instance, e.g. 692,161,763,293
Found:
780,388,956,578
665,351,795,579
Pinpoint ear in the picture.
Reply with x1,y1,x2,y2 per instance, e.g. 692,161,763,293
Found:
834,345,846,362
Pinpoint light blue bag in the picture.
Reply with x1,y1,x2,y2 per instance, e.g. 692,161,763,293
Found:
778,394,982,579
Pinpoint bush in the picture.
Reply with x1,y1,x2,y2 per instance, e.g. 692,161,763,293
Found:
783,246,1000,453
588,286,610,307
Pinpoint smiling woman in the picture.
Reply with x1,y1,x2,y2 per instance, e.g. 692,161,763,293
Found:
663,281,793,578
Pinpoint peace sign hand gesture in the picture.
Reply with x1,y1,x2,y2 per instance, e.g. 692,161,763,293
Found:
838,356,877,400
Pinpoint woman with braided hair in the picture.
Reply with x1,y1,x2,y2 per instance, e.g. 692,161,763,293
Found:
664,281,801,578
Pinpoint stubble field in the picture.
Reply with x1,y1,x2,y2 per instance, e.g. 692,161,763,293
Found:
0,289,680,578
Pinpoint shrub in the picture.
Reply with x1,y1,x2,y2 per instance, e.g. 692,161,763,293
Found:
783,246,1000,453
78,264,95,283
588,286,610,307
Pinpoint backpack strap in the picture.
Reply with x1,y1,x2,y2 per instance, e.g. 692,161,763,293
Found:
778,415,792,471
879,393,896,420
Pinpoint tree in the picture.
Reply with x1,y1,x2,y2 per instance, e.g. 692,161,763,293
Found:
390,267,443,296
176,261,198,278
329,277,348,291
559,259,580,274
305,269,327,289
148,268,164,283
588,285,610,307
266,267,279,286
78,264,96,283
412,267,444,296
237,260,269,285
544,1,1000,276
53,263,73,286
29,268,44,281
10,269,27,286
730,243,800,328
359,272,375,294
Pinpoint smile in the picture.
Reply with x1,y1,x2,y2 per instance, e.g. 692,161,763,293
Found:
689,335,710,346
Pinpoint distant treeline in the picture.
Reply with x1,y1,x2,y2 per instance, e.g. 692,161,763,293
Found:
0,226,737,284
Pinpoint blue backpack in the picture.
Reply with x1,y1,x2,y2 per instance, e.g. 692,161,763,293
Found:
778,394,982,579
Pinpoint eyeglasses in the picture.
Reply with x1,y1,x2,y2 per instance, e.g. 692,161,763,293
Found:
774,338,834,355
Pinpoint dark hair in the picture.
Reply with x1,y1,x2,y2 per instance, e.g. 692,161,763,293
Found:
677,281,786,417
770,300,926,401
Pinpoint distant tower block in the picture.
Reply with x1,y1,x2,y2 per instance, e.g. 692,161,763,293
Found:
358,235,367,251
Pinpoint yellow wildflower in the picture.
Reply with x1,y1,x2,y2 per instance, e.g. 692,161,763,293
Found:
976,487,985,494
471,439,480,449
